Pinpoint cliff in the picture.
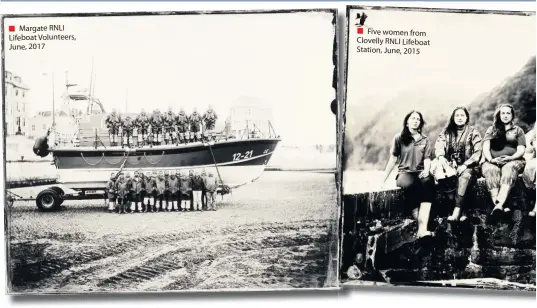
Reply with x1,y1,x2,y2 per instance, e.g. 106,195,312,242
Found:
344,56,536,171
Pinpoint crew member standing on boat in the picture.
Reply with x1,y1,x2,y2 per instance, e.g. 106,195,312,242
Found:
122,116,134,148
116,173,129,214
151,109,164,146
136,110,150,147
190,108,202,143
203,105,218,142
164,108,175,145
176,108,189,144
156,170,168,212
131,171,144,213
168,170,180,211
105,109,121,147
144,171,157,212
106,172,117,213
146,124,154,148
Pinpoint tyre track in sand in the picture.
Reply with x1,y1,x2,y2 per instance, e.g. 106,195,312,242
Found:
11,220,332,292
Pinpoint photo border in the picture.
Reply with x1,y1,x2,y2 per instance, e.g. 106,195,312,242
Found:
339,4,536,291
1,7,341,295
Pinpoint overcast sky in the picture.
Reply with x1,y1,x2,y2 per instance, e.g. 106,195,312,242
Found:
4,11,336,146
346,7,536,113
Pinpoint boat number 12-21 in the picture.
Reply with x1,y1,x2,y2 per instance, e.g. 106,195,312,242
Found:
232,150,253,161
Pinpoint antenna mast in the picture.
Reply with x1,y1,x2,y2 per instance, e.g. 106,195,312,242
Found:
87,57,94,115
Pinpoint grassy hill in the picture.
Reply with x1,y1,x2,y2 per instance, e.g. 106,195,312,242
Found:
344,56,536,171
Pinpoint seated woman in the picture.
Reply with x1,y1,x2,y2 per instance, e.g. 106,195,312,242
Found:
522,126,536,217
382,110,436,238
481,104,527,219
432,107,482,222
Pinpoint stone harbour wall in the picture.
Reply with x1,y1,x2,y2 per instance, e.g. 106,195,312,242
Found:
341,177,536,286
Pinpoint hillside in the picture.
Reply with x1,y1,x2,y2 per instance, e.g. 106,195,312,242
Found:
344,56,536,171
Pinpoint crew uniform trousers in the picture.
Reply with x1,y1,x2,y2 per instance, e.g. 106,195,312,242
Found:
168,178,180,211
395,172,436,215
131,180,144,212
106,180,116,211
155,179,168,210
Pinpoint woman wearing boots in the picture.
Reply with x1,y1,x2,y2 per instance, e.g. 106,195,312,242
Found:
382,110,436,238
481,104,527,221
432,107,483,222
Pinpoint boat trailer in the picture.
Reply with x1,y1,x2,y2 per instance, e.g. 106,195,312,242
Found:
6,180,231,212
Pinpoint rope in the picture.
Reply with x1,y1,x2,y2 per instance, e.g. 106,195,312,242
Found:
144,151,165,165
114,151,130,180
127,155,142,165
80,153,104,166
104,152,126,165
206,142,231,196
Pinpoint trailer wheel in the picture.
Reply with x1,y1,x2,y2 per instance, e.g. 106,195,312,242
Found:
36,189,62,212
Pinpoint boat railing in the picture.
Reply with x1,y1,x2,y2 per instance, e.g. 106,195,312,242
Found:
50,119,279,149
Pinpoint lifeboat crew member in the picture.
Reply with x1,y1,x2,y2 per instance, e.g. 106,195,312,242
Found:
164,108,175,145
116,173,129,214
105,109,121,147
203,105,218,141
106,172,117,213
179,171,192,211
132,124,139,148
143,171,155,212
168,170,180,211
123,116,134,148
190,108,202,142
201,169,208,210
155,170,168,212
204,171,218,211
123,172,133,212
136,110,150,146
131,171,144,213
146,124,154,148
176,108,188,144
147,171,158,212
192,171,205,211
188,170,195,210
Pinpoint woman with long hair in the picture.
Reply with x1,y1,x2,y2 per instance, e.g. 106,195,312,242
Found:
382,110,436,238
481,104,527,220
432,107,483,222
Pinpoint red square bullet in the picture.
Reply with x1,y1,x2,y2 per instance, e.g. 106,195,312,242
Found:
357,27,363,34
9,25,15,32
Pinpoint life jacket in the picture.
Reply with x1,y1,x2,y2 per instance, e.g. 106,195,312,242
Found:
131,179,144,194
107,179,116,193
203,176,217,192
168,177,180,193
116,181,130,198
155,178,167,195
144,178,156,193
180,177,192,194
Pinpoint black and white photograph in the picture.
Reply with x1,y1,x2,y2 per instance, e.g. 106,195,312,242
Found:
341,6,536,291
2,9,339,294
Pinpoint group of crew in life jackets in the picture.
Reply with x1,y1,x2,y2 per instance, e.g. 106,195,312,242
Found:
105,106,219,148
105,168,219,214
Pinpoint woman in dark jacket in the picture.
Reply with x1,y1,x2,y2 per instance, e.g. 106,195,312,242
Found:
432,107,482,222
